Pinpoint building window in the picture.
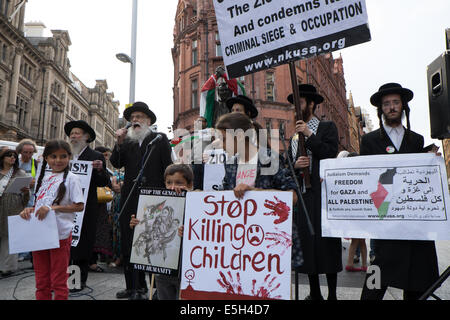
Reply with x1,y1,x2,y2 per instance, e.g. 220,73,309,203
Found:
215,32,222,57
80,112,87,122
2,44,7,62
191,79,198,109
16,97,28,128
50,107,59,139
192,39,198,66
70,103,79,118
266,72,275,101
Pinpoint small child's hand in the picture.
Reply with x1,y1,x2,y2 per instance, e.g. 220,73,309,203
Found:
130,214,140,229
35,205,50,221
170,185,187,195
20,207,34,220
178,225,184,237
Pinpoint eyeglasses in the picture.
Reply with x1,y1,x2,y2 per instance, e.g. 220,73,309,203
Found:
5,154,17,158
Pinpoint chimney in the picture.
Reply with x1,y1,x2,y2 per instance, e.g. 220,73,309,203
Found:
24,21,46,37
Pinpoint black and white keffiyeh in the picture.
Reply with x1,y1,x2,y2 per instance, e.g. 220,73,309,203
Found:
291,117,320,160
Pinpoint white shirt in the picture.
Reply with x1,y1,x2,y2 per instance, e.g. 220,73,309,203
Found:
35,171,84,240
383,123,405,151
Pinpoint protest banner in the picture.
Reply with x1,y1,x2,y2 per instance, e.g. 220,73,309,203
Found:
130,188,185,275
320,153,450,240
213,0,371,78
35,160,92,247
8,210,60,254
180,190,293,300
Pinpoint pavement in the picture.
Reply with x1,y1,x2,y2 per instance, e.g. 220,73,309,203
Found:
1,239,449,301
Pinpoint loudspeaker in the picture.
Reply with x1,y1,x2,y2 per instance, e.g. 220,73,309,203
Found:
427,50,450,139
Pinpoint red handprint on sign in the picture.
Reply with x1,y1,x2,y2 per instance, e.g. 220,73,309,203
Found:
251,274,282,299
217,271,244,295
265,228,292,255
264,196,290,224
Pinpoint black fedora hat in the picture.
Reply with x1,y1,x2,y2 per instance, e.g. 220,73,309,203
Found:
123,101,157,124
370,83,414,107
225,95,258,119
287,84,324,105
64,120,96,143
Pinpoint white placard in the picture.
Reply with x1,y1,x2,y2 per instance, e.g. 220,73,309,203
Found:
180,190,292,300
8,210,60,254
320,153,450,240
213,0,371,78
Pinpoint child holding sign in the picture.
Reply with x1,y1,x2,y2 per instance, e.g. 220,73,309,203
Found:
130,164,193,300
19,140,84,300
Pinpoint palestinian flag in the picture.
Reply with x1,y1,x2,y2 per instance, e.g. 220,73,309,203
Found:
370,168,397,219
200,73,246,128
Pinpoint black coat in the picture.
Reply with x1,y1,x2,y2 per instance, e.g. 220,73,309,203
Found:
288,120,342,274
110,131,173,255
360,128,439,291
71,147,109,260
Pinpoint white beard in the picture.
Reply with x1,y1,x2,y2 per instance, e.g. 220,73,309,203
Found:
127,122,151,142
71,140,88,156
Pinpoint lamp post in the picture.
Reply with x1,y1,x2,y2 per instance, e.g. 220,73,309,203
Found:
116,0,138,104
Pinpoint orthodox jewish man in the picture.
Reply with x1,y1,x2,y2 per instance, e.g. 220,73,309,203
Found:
360,83,439,300
64,120,109,292
287,84,341,300
225,95,259,120
110,102,172,300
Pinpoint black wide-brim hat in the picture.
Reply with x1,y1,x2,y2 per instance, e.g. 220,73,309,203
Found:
225,95,258,119
370,83,414,107
64,120,96,143
287,84,324,105
123,101,157,124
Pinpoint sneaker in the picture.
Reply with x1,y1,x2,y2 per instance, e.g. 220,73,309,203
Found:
345,265,360,272
353,255,360,264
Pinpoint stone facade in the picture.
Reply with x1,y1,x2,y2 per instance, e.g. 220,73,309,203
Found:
172,0,353,153
0,1,119,149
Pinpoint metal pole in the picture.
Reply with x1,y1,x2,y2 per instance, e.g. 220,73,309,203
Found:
130,0,138,104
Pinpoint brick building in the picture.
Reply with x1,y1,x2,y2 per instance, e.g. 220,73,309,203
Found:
0,1,119,149
172,0,352,153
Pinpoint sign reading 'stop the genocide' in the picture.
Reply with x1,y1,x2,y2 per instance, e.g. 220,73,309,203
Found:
213,0,371,78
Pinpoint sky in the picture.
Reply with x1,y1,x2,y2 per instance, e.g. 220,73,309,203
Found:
24,0,450,148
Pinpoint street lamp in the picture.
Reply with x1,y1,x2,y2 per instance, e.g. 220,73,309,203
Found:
116,0,138,104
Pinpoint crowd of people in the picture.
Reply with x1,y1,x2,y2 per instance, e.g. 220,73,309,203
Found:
0,80,442,301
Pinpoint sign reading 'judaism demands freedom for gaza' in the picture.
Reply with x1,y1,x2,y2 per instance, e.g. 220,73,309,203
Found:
320,153,450,241
213,0,371,78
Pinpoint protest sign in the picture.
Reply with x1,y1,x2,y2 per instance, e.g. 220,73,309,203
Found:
180,190,293,300
320,153,450,240
213,0,371,78
203,149,228,191
8,210,60,254
69,161,92,247
130,189,185,276
35,160,92,247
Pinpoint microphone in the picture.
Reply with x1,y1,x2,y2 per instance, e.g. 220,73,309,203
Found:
125,122,132,129
148,134,162,146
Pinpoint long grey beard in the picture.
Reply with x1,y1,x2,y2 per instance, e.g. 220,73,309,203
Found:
127,123,151,142
71,141,88,156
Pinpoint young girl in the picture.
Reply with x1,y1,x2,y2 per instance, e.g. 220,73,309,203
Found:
20,140,84,300
215,112,303,271
130,163,193,300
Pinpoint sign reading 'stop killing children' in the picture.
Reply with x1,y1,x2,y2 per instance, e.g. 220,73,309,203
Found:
213,0,371,78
